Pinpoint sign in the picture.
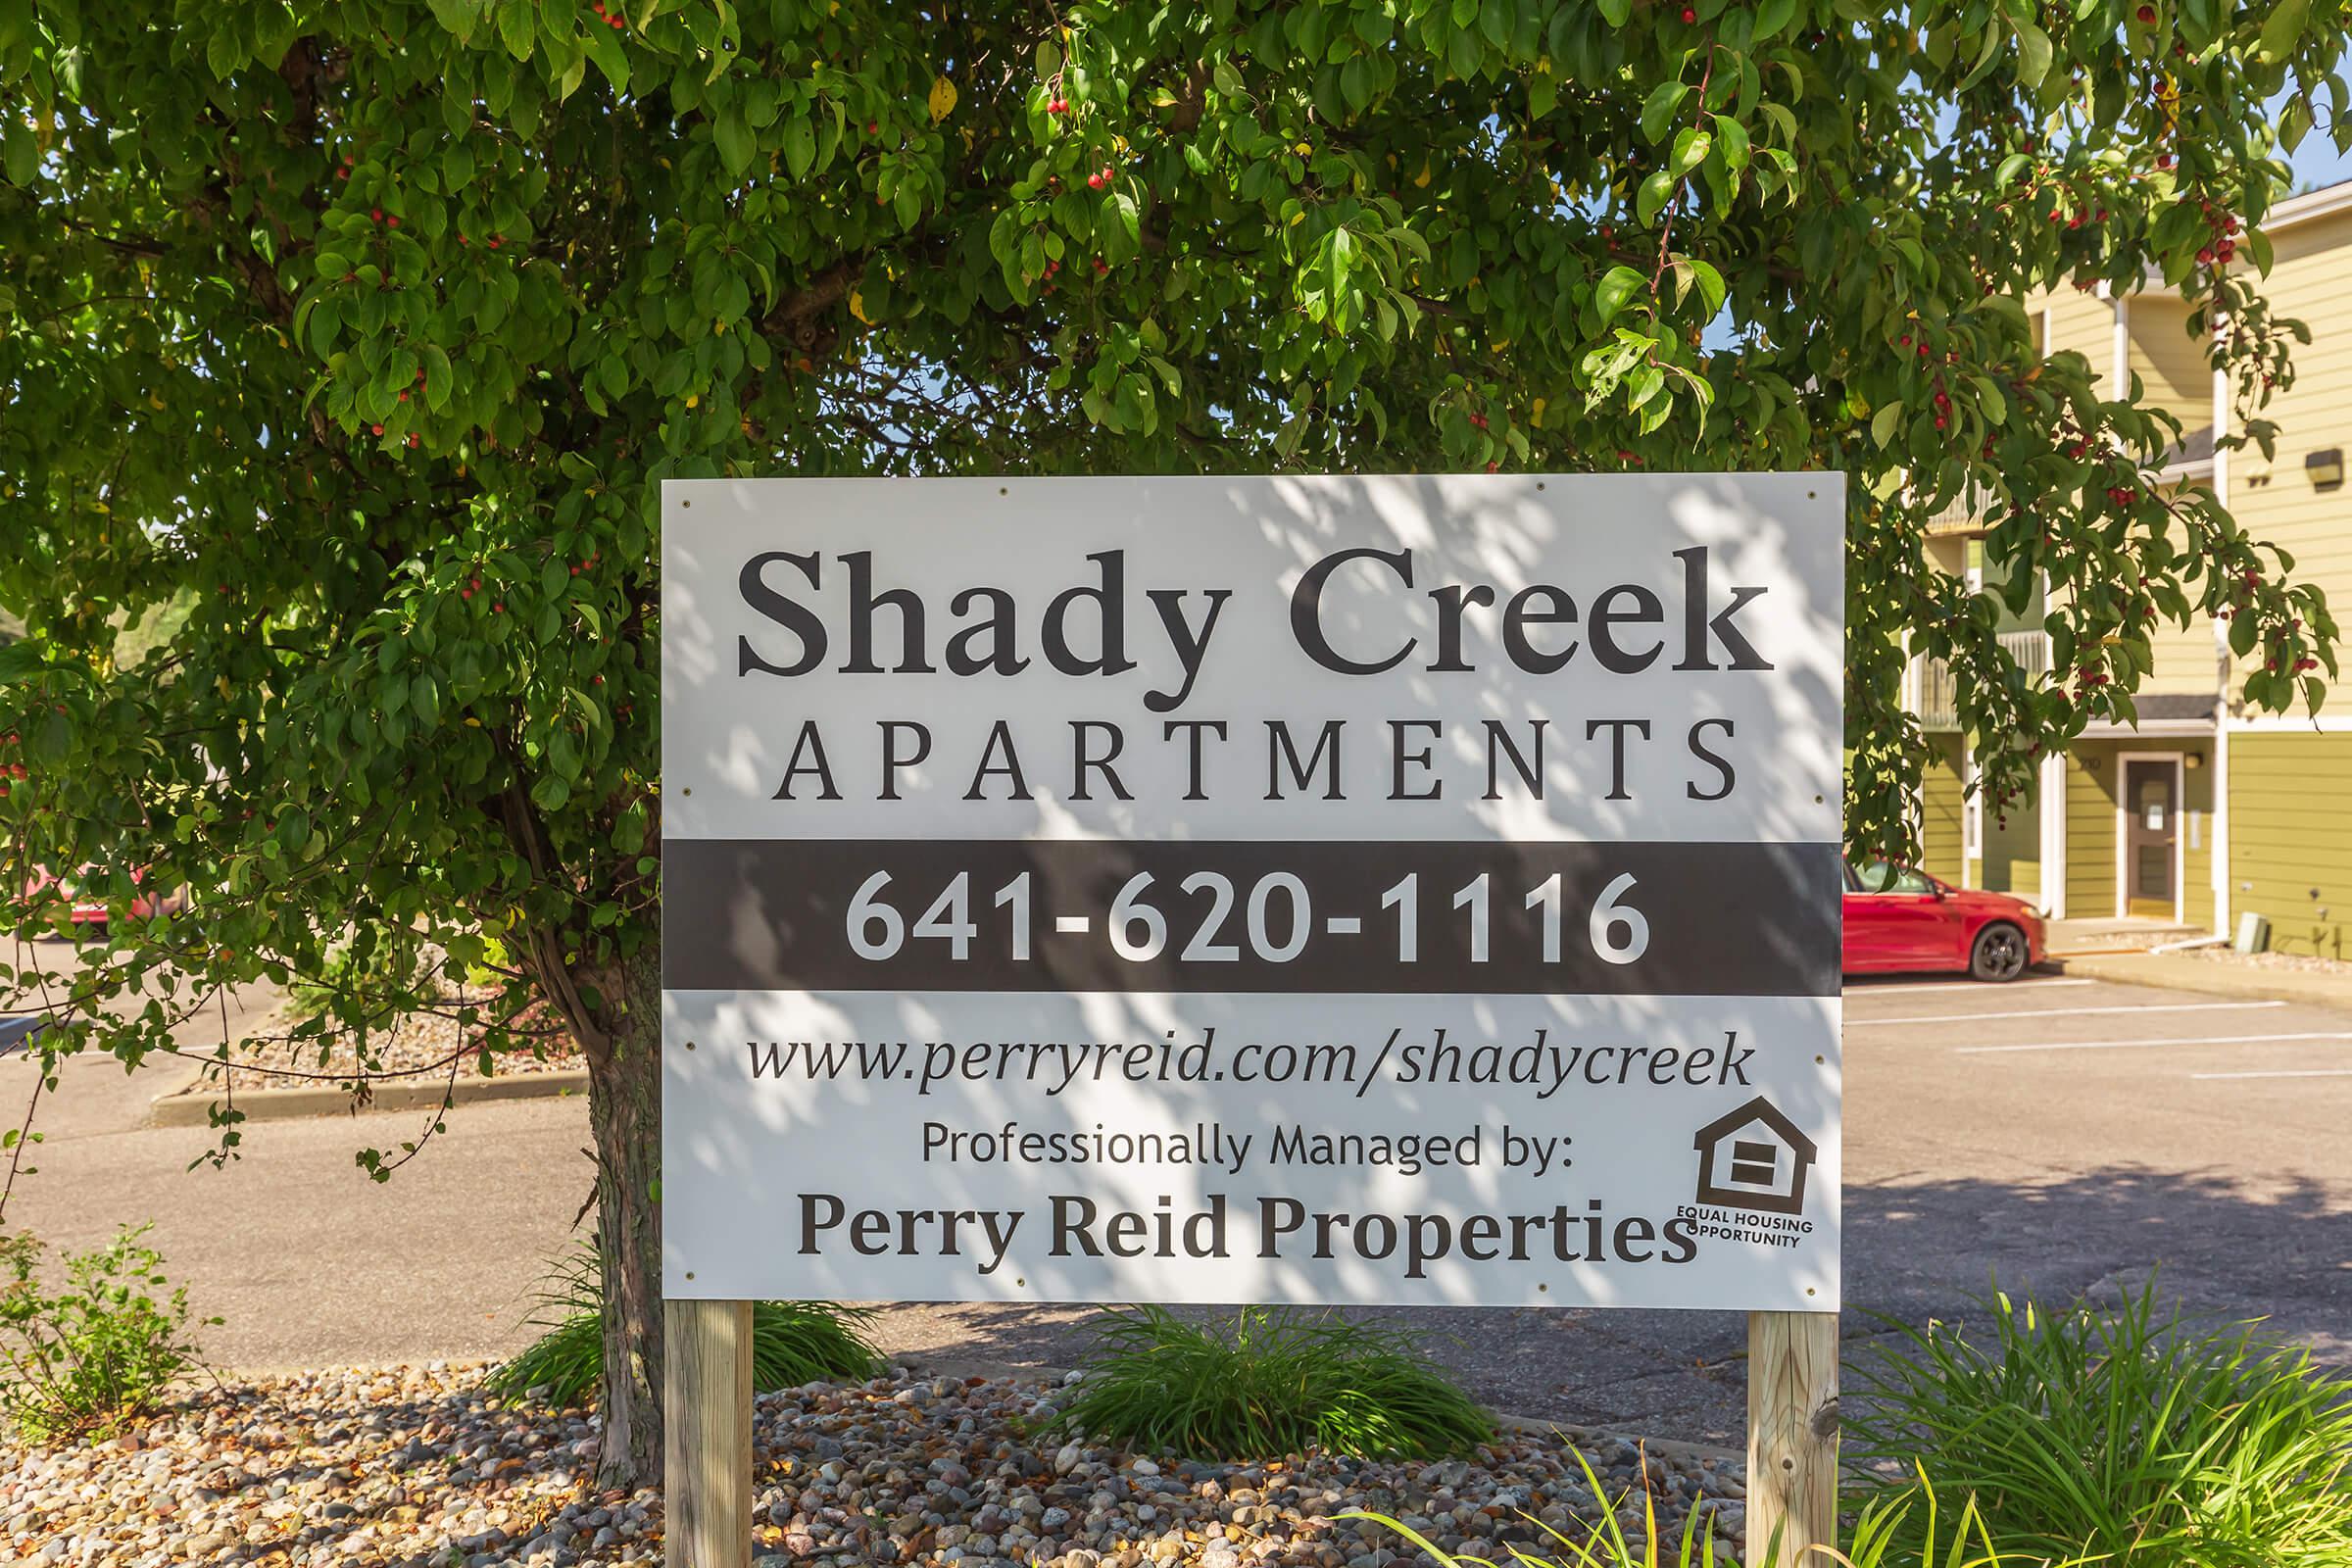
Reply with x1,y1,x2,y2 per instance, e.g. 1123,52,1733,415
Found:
662,474,1843,1310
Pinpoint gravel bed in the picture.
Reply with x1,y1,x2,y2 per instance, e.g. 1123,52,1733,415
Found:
0,1365,1749,1568
172,998,583,1097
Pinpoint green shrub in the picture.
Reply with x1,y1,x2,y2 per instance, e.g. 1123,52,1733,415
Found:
1845,1279,2352,1568
1051,1304,1494,1461
482,1243,880,1406
0,1224,218,1443
1354,1454,2016,1568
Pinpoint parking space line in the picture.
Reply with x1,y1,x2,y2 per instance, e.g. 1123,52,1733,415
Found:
1843,979,2093,997
1852,1001,2284,1027
2189,1067,2352,1081
1957,1030,2352,1056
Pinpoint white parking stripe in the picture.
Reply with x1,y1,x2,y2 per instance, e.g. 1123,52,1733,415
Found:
2190,1067,2352,1081
1844,979,2092,997
1852,1001,2284,1027
1958,1031,2352,1056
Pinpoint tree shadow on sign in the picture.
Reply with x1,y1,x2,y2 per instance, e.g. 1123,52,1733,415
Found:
854,1162,2352,1450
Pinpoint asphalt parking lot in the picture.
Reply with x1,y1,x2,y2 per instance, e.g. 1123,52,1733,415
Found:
875,970,2352,1445
6,962,2350,1446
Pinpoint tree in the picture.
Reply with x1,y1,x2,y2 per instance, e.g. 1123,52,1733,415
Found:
3,0,2346,1486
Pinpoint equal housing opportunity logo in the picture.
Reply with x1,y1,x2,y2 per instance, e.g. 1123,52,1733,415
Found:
1682,1096,1819,1251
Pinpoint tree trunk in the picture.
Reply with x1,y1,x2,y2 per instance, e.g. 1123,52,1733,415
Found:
586,944,664,1491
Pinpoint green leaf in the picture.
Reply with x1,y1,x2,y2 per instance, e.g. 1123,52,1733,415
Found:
2012,21,2051,86
1640,80,1689,145
1670,126,1712,177
713,111,755,177
496,0,533,61
1871,401,1904,449
1594,264,1647,324
781,116,814,180
1687,256,1726,317
1710,114,1749,172
1596,0,1632,24
2258,0,2310,64
1637,168,1678,226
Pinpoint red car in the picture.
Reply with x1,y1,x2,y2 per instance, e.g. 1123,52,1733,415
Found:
1842,860,2045,982
22,865,184,937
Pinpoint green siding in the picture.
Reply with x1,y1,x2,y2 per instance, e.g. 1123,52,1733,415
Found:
2229,733,2352,957
2067,745,2121,917
1920,737,1965,882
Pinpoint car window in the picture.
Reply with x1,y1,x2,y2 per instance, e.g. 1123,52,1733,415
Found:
1852,859,1936,896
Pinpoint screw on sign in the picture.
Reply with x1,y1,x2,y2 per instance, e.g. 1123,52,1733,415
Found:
660,474,1844,1568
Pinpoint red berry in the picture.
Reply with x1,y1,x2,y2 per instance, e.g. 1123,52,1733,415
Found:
398,389,410,402
387,215,400,228
866,121,879,134
2136,3,2154,20
1680,5,1695,19
1087,172,1103,189
492,602,505,613
370,423,384,435
370,207,382,221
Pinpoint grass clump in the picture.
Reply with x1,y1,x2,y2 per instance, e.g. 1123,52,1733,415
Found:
0,1224,218,1443
483,1244,880,1406
1052,1304,1494,1461
1846,1278,2352,1568
1356,1453,2016,1568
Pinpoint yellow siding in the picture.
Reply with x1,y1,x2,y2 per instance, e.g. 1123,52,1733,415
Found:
2128,296,2210,411
2040,290,2118,393
2228,732,2352,957
2223,207,2352,687
1920,736,1965,883
2066,745,2120,917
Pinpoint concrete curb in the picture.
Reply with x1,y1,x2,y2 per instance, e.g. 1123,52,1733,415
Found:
2050,952,2352,1010
905,1352,1746,1468
149,1067,590,1127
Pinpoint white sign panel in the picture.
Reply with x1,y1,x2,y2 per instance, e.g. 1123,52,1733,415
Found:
662,474,1843,1310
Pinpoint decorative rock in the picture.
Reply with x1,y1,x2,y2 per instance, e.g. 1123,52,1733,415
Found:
0,1364,1740,1568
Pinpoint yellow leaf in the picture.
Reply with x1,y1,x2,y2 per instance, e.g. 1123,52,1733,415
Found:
1413,159,1432,187
928,75,957,122
849,288,870,324
685,393,699,408
1532,397,1547,427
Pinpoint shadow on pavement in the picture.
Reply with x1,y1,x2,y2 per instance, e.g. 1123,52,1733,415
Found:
860,1163,2352,1448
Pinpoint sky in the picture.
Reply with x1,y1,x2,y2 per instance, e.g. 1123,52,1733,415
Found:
2282,115,2352,195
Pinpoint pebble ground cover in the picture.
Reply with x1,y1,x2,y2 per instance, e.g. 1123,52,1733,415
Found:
1,1363,1747,1567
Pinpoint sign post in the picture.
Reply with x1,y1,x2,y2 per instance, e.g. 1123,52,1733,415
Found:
661,473,1844,1568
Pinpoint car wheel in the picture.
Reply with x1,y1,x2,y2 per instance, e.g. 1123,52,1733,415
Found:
1969,922,2028,982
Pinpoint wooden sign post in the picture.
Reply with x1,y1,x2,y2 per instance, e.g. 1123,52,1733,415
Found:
1747,1309,1839,1567
665,1301,753,1568
658,474,1846,1568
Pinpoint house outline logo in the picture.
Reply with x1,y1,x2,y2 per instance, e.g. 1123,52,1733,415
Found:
1691,1096,1818,1217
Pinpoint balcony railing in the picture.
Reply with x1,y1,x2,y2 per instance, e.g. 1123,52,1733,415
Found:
1916,630,2052,731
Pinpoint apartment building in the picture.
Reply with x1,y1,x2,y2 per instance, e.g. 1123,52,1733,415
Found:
1912,178,2352,956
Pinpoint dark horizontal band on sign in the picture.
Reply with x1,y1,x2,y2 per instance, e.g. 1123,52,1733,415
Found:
664,839,1840,998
